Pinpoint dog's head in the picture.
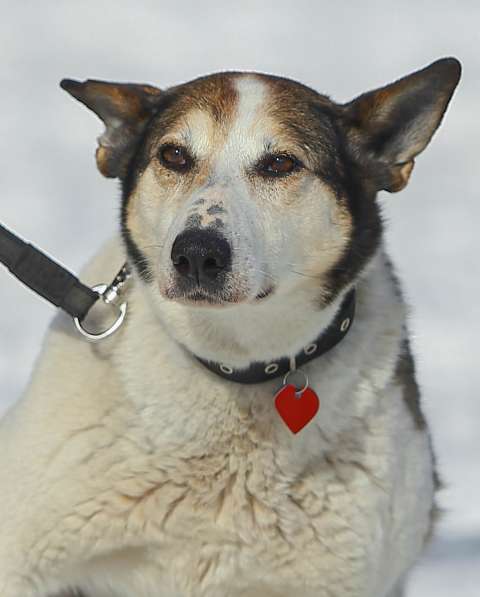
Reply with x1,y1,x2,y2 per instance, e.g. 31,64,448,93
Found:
62,59,460,309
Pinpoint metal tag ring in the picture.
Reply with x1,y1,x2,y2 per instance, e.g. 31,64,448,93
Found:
73,284,127,342
283,368,309,394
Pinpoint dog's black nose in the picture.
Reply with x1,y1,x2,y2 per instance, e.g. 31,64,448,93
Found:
171,229,231,285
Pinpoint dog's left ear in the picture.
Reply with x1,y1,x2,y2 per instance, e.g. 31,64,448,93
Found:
60,78,163,178
343,57,461,192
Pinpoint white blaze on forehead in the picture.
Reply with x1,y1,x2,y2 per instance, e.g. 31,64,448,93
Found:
233,75,268,133
216,76,269,173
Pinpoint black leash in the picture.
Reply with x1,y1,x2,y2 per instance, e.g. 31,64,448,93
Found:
0,223,98,320
0,223,130,340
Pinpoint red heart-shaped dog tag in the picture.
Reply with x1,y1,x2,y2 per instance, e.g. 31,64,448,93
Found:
274,384,320,434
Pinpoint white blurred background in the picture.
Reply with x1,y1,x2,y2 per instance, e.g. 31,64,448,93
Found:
0,1,478,594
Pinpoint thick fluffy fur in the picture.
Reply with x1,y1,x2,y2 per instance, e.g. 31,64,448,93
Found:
0,60,460,597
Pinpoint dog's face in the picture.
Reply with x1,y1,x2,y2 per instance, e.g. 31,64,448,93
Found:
62,59,460,308
122,74,357,308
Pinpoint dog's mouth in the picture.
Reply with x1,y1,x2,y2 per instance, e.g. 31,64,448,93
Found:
255,286,274,301
182,289,233,306
163,285,275,307
163,285,240,307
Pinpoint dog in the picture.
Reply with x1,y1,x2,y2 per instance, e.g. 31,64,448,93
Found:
0,57,461,597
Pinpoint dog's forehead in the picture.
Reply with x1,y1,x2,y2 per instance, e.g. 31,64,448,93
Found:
155,72,333,155
220,76,271,160
165,75,266,150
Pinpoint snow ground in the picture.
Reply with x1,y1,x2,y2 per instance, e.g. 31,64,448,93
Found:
0,2,478,594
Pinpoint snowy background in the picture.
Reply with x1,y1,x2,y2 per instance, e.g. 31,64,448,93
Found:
0,1,478,594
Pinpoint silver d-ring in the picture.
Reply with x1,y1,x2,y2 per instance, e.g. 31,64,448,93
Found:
73,284,127,342
283,369,309,394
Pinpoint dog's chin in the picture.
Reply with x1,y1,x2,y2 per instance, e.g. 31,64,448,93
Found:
160,285,275,308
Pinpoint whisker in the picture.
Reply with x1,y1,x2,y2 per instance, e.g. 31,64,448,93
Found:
254,268,276,284
137,243,165,251
289,269,321,280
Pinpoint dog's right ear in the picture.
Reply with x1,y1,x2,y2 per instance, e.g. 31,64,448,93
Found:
60,79,163,178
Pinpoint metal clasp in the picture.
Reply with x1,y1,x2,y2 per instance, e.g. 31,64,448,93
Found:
283,357,308,398
73,264,130,342
283,366,309,395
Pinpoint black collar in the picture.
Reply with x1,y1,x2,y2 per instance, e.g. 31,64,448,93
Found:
195,289,356,384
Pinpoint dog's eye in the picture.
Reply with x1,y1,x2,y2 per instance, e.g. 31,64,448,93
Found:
158,144,192,172
257,154,300,177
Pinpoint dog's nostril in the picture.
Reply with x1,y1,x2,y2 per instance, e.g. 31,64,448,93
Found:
203,256,223,278
204,257,218,269
173,255,191,276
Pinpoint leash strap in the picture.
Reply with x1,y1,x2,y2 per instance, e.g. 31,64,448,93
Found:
0,223,99,321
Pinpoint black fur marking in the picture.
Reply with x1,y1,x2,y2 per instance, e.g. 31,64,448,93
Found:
120,92,181,282
394,336,427,430
206,204,225,215
121,225,154,283
185,213,202,229
383,253,404,301
322,120,383,303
